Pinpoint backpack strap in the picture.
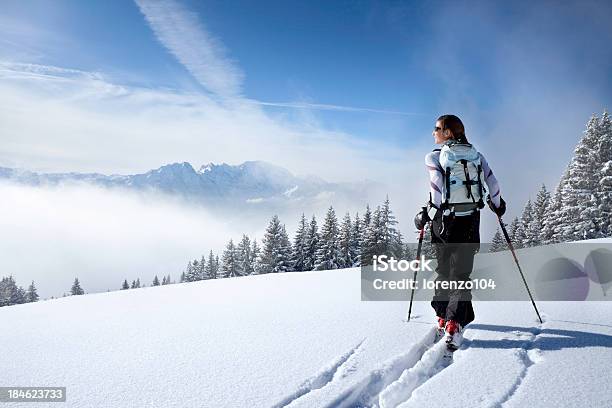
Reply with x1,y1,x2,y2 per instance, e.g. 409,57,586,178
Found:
445,166,451,204
460,160,476,201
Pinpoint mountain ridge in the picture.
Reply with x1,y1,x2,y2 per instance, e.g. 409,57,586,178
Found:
0,160,379,207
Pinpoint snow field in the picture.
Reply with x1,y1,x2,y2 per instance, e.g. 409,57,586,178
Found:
1,268,611,408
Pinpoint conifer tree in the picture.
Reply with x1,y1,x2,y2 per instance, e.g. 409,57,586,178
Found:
26,281,39,302
338,212,354,268
542,172,567,244
557,114,602,240
0,276,26,306
351,213,362,266
291,214,309,272
121,279,129,290
221,239,240,277
489,228,506,252
260,215,293,273
71,278,84,295
279,225,294,271
595,110,612,236
251,239,261,274
198,255,206,279
205,250,216,279
186,259,201,282
236,235,253,275
528,184,551,246
152,275,160,286
303,215,320,271
361,205,372,251
380,196,403,257
513,200,533,247
315,206,342,270
362,206,383,265
508,217,521,247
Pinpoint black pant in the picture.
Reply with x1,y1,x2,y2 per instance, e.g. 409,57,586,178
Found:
430,211,480,327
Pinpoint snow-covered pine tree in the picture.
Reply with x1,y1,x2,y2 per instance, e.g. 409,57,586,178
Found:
152,275,160,286
166,274,172,284
71,278,84,295
291,214,309,272
221,239,240,278
557,114,602,241
236,235,253,275
25,281,39,302
17,286,26,303
205,250,216,279
490,228,506,252
380,196,403,257
303,215,320,271
528,184,551,247
0,276,24,306
199,255,206,279
361,205,372,253
315,206,341,270
186,260,201,282
26,281,39,302
362,206,385,266
595,110,612,236
260,215,293,273
215,255,220,276
279,225,294,272
135,278,141,288
515,200,534,247
251,239,261,274
508,217,521,248
122,279,129,289
338,212,354,268
179,272,185,283
541,171,568,244
351,213,362,267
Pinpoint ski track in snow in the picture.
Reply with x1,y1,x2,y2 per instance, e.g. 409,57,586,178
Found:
494,321,546,407
383,339,454,408
273,338,366,408
324,319,547,408
324,326,454,408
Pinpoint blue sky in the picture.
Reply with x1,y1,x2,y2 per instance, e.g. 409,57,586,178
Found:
1,0,612,209
3,0,610,145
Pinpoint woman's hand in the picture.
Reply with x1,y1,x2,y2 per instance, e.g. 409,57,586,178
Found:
414,206,430,230
487,196,506,217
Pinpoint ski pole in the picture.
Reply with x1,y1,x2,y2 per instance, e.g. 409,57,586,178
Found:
497,216,543,324
406,225,426,322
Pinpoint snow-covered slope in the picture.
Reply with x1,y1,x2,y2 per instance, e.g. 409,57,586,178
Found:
1,267,611,408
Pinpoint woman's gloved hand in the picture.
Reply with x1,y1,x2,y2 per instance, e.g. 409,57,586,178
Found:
487,196,506,217
414,206,430,230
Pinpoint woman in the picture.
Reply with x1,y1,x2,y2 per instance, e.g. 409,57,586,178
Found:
414,114,506,350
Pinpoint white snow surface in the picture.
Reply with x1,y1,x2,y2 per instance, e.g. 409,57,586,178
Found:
1,268,612,408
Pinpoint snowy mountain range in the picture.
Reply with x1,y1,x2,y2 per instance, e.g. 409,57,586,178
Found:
0,161,381,211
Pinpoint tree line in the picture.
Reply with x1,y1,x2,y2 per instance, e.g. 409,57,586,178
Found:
490,111,612,251
176,196,408,282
